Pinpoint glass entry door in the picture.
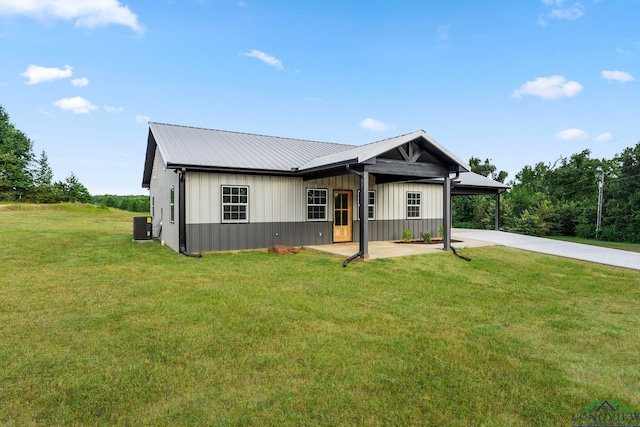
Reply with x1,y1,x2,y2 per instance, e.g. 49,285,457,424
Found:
333,190,352,243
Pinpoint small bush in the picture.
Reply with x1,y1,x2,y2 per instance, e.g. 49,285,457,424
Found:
576,223,596,239
438,226,445,238
419,232,431,243
402,228,413,242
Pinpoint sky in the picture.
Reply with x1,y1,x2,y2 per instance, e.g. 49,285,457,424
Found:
0,0,637,195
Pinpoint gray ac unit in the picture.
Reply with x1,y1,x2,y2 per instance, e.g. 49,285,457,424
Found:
133,216,152,242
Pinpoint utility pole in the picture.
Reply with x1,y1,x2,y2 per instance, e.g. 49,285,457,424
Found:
596,173,604,239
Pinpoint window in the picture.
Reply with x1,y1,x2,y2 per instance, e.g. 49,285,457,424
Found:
222,185,249,223
407,191,421,219
357,190,376,220
307,188,327,221
169,187,175,223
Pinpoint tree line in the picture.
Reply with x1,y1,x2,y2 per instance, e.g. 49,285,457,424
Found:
0,105,92,203
454,143,640,243
92,195,150,213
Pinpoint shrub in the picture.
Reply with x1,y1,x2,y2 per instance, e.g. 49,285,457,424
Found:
402,228,413,242
576,223,596,239
419,232,431,243
438,225,444,238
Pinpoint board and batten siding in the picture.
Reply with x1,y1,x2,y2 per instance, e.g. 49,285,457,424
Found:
184,171,444,252
149,148,180,252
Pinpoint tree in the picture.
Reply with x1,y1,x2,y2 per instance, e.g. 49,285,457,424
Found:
468,156,508,182
452,157,509,228
31,150,55,202
64,172,92,203
0,105,34,199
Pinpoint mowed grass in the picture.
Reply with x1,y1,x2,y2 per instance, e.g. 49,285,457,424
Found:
1,204,639,426
548,235,640,253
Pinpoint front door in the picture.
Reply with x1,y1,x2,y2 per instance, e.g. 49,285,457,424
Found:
333,190,352,243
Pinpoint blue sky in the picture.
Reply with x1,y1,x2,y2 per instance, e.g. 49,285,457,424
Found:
0,0,637,195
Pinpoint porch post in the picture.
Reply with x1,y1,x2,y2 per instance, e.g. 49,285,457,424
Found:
495,193,500,231
443,176,451,251
359,171,369,259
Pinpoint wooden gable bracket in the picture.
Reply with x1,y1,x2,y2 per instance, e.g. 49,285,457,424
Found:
396,142,423,163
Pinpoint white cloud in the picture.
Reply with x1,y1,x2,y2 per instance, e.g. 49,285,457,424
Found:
0,82,7,87
242,50,283,70
238,1,246,6
21,64,72,85
616,47,632,55
601,70,635,83
0,0,143,32
539,0,585,24
104,105,123,113
547,4,584,20
359,118,392,132
556,128,588,140
71,77,89,87
135,115,150,123
596,132,613,142
54,96,98,114
512,75,583,100
437,24,450,42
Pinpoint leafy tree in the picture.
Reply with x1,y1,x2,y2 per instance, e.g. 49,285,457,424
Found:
0,105,34,199
453,157,508,229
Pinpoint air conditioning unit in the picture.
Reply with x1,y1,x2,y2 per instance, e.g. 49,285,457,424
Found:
133,216,152,242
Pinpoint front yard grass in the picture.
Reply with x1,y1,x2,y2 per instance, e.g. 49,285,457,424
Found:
548,235,640,253
1,204,639,426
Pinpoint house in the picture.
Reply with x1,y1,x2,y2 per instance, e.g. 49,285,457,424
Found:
142,122,508,258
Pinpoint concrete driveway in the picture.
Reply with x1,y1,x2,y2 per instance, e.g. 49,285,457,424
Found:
452,229,640,271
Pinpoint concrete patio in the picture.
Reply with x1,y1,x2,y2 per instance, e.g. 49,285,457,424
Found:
305,231,495,260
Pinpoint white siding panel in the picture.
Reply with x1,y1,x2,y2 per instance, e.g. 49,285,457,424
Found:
186,172,444,224
187,173,308,224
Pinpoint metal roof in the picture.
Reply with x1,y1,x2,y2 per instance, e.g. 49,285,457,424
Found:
455,171,510,189
420,171,510,194
143,122,475,188
149,122,353,172
299,130,471,172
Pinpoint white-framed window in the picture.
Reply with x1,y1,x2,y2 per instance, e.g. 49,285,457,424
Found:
407,191,421,219
222,185,249,223
357,190,376,220
169,186,175,223
307,188,328,221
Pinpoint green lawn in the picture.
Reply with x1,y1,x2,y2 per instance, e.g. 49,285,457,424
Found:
548,235,640,253
1,204,639,426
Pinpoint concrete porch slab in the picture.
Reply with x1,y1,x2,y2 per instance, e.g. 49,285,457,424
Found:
305,233,495,260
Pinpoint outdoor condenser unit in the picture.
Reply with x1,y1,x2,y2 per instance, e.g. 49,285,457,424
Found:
133,216,152,242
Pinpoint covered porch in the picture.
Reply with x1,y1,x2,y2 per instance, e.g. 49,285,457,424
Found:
298,130,472,265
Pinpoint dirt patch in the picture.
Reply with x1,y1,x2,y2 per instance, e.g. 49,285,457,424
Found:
268,245,301,255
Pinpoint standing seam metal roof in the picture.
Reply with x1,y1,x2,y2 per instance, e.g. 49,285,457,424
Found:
147,122,472,177
149,122,354,171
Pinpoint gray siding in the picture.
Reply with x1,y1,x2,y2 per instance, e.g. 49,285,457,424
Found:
149,148,180,252
187,222,333,252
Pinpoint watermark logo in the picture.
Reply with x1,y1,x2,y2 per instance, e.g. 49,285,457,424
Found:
572,400,640,426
